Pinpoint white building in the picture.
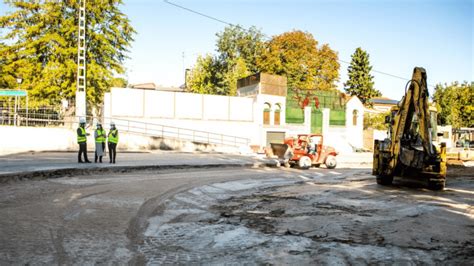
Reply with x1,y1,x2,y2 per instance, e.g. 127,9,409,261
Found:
103,73,365,152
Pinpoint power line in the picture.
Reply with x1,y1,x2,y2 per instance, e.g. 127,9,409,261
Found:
163,0,270,40
164,0,233,27
163,0,437,88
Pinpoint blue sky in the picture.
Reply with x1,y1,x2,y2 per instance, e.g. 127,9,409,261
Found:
1,0,473,100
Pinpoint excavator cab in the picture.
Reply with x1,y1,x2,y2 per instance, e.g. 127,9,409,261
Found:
373,67,447,190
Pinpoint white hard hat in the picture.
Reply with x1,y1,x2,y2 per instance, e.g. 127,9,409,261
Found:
110,121,115,126
79,117,86,123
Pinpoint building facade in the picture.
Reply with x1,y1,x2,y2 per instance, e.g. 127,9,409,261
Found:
103,73,365,152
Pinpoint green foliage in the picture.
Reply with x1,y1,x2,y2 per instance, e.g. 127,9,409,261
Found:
187,25,260,96
188,28,340,98
110,77,128,88
433,82,473,128
258,30,340,92
364,112,389,130
187,54,222,94
344,47,381,106
216,25,264,74
0,0,135,109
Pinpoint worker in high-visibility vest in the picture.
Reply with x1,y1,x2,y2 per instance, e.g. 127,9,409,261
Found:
77,117,91,163
107,122,119,164
94,122,106,163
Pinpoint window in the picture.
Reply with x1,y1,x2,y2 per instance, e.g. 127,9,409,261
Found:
263,103,271,125
352,110,358,126
274,104,281,125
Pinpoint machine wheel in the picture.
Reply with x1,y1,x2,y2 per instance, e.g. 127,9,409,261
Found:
325,155,337,169
376,174,394,186
298,156,312,169
428,179,445,190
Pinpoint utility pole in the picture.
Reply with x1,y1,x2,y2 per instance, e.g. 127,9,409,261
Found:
76,0,87,119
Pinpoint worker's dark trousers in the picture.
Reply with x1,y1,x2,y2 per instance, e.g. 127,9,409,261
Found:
108,142,117,163
78,143,89,162
95,142,105,163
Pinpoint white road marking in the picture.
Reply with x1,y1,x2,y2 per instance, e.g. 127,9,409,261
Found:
329,171,341,175
298,175,311,180
297,175,318,186
312,172,324,177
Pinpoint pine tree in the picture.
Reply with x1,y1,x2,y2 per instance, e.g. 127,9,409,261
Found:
0,1,135,109
344,47,381,105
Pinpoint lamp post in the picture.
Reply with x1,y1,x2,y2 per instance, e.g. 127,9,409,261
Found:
15,77,22,126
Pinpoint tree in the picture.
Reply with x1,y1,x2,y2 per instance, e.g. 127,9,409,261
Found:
187,54,222,95
257,31,340,108
188,28,340,99
216,25,264,74
110,77,128,88
364,112,389,130
433,82,473,128
187,25,261,95
344,47,381,105
0,1,135,109
258,30,340,92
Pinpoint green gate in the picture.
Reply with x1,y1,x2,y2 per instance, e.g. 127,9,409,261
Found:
286,90,347,131
311,108,323,133
285,96,304,124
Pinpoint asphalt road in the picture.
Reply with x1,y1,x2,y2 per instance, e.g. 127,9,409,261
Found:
0,151,257,175
0,151,373,177
0,165,472,264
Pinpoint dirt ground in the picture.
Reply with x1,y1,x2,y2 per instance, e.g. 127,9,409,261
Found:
0,165,472,264
138,166,473,264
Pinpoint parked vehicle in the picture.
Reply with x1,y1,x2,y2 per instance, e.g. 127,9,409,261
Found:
269,134,338,169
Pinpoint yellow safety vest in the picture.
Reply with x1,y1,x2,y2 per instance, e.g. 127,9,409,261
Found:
108,129,118,144
96,129,106,143
77,127,86,143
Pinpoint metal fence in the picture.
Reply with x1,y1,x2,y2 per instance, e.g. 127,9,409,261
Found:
0,107,65,127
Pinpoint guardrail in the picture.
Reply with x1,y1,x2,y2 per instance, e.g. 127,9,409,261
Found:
0,111,250,147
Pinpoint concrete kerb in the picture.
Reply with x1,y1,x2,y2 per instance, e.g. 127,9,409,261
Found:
0,162,279,184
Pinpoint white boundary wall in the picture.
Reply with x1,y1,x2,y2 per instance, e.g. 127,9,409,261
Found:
106,88,256,121
345,96,364,149
0,126,77,155
104,88,364,151
0,126,241,156
104,88,288,147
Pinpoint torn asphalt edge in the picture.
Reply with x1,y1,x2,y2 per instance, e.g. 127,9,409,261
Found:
0,161,279,183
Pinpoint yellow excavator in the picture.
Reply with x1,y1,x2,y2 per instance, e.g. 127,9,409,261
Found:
373,67,447,190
